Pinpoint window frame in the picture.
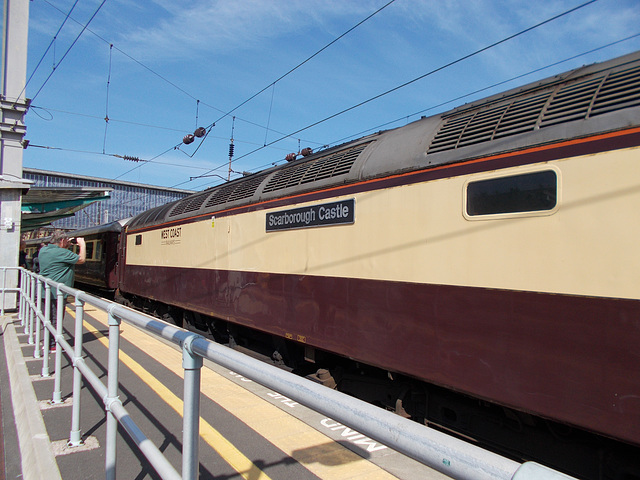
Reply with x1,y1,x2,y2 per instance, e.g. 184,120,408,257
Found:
85,240,96,261
463,166,561,221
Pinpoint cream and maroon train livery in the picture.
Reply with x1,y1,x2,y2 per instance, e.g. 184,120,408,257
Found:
117,52,640,478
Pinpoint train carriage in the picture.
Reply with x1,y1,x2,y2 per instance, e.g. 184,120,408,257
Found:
63,219,128,290
120,51,640,478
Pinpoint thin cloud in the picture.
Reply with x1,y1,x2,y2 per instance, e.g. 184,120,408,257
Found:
114,0,378,62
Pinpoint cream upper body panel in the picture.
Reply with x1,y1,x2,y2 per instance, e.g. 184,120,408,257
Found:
126,146,639,301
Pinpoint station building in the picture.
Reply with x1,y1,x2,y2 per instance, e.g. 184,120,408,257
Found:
22,168,194,233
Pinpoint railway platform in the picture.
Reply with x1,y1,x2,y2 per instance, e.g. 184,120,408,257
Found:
1,307,448,480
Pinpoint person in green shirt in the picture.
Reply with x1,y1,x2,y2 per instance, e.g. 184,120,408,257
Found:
39,230,86,350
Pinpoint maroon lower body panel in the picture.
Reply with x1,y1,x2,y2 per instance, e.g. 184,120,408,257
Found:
75,261,109,288
122,265,640,446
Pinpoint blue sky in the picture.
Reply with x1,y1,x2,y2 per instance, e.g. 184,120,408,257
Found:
23,0,640,191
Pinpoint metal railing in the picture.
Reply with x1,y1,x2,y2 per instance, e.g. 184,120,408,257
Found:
2,266,576,480
1,266,20,315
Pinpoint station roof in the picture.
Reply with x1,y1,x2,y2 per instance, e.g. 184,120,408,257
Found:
21,186,112,231
24,167,194,194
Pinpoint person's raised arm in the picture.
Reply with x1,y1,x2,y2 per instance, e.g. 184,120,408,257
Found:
75,237,86,264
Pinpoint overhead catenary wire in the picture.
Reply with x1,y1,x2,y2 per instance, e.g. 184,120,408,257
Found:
35,0,326,187
264,84,276,147
37,0,318,146
205,0,399,129
29,0,108,104
25,108,296,151
25,0,408,188
32,27,637,192
164,0,400,167
327,31,640,148
13,0,80,104
25,143,212,172
40,0,205,107
185,0,600,188
236,30,640,180
103,44,114,154
27,0,628,195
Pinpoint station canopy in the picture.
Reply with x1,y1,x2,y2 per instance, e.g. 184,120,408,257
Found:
21,186,112,231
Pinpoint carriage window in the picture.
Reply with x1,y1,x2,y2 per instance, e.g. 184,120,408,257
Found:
466,170,557,217
86,241,95,260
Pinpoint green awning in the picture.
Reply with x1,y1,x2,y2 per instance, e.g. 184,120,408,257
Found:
21,187,113,231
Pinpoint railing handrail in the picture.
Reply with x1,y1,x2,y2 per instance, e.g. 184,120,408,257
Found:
1,266,577,480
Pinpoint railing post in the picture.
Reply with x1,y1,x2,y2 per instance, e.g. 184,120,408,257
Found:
1,267,6,316
182,334,203,480
1,267,15,318
23,272,30,334
51,287,64,404
23,269,29,325
105,307,121,480
34,277,42,359
18,269,24,326
68,295,85,447
41,282,52,377
28,274,36,344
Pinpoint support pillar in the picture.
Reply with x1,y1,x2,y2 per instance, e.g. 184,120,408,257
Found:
1,0,31,309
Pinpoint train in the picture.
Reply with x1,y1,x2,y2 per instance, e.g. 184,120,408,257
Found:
24,219,126,291
58,51,640,479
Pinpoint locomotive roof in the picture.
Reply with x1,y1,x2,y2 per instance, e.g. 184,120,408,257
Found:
129,50,640,230
69,218,130,237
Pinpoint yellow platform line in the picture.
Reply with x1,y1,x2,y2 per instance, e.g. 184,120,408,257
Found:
77,307,399,480
68,309,270,480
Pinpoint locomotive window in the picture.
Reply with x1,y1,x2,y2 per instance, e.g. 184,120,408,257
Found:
466,170,557,217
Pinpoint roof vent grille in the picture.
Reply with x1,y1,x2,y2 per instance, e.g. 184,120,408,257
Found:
263,143,368,193
205,174,268,209
168,190,210,216
494,92,551,138
538,76,604,128
129,202,176,228
427,62,640,154
590,64,640,116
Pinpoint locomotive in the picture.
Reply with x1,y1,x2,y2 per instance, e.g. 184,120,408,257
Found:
75,51,640,479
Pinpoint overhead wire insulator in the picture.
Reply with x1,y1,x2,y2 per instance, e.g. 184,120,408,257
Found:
227,117,236,181
123,155,141,162
194,127,206,138
183,134,195,145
